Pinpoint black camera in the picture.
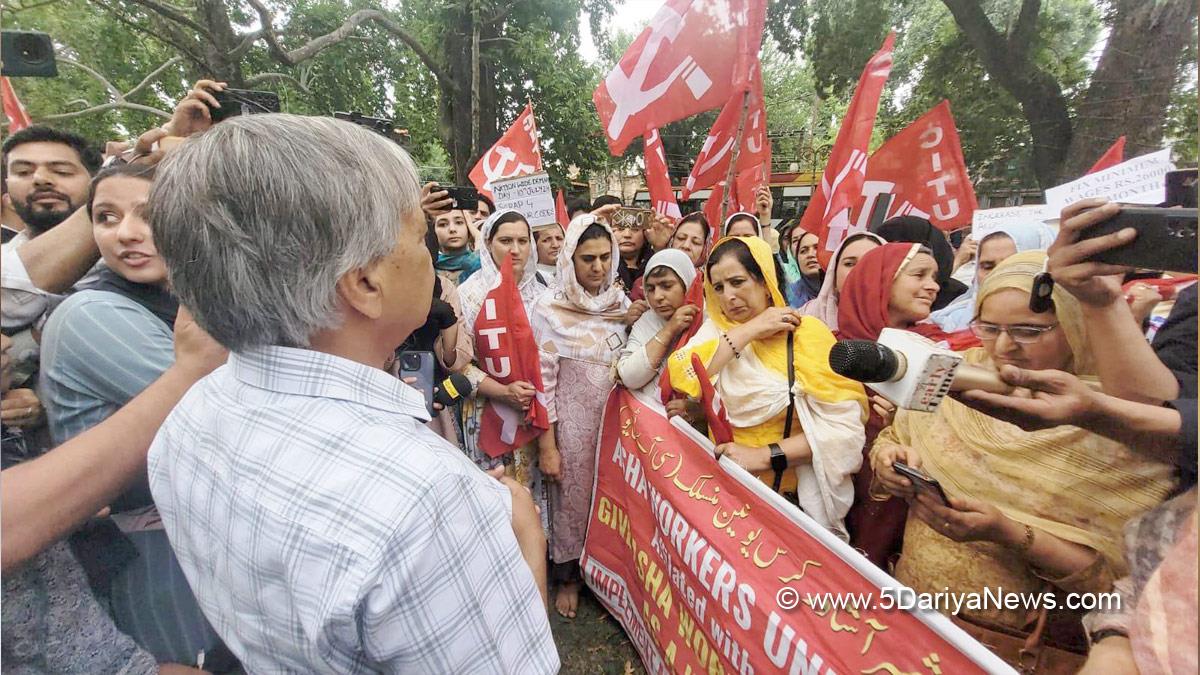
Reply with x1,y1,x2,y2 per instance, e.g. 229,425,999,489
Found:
334,111,410,146
2,30,57,78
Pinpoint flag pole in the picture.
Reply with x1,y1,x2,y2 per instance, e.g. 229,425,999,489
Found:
720,88,752,222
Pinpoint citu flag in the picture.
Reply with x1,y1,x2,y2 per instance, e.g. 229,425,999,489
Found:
682,62,769,200
644,127,682,219
1087,136,1126,174
469,103,543,199
593,0,766,155
474,254,549,457
2,77,31,132
799,32,896,266
853,100,978,232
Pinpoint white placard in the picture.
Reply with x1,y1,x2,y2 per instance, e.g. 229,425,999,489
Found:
491,172,556,227
1044,149,1174,212
970,204,1053,240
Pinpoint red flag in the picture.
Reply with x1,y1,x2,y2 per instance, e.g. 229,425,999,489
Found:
734,160,770,213
2,77,31,132
852,100,978,232
555,189,569,226
682,65,769,199
692,354,734,444
475,255,549,457
469,103,543,199
1087,136,1126,174
703,183,725,228
644,127,682,219
800,32,896,265
593,0,766,155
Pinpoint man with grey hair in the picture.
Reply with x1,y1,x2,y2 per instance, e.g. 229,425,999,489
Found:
145,114,557,673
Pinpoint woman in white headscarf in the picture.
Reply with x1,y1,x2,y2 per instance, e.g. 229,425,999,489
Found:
457,210,550,477
799,231,887,331
929,221,1056,332
615,249,700,398
532,214,630,619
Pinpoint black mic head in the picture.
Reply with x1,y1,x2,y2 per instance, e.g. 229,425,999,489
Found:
434,372,472,406
828,340,902,383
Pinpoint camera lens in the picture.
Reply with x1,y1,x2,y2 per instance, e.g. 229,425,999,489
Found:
401,353,419,369
16,33,52,66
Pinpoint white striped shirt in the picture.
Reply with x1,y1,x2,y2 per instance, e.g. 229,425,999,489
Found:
148,346,558,673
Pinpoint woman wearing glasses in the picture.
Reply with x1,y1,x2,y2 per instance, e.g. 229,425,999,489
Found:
870,251,1176,671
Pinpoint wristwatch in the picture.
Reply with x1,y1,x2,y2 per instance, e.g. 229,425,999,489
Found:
769,443,787,492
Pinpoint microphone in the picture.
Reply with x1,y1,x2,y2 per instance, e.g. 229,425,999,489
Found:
828,328,1012,411
434,372,473,407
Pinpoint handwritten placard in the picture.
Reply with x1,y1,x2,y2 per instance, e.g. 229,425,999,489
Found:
1044,149,1174,212
491,171,556,227
971,205,1053,240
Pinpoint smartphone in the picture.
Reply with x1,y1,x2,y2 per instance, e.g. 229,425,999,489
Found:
209,89,281,123
396,350,436,416
1164,169,1198,208
1079,205,1197,274
613,207,653,230
891,461,949,506
441,185,480,211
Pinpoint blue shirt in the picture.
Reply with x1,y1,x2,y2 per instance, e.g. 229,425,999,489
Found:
39,290,174,445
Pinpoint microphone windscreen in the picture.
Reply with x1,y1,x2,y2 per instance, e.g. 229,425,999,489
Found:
829,340,903,383
434,372,473,406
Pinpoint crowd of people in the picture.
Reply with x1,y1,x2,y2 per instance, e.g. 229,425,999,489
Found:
0,79,1195,675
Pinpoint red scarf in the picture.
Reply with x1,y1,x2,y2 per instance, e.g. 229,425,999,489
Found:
837,242,920,341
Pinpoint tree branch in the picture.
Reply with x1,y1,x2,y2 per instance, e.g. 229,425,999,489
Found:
123,0,211,39
125,55,183,99
47,55,180,122
265,8,456,91
243,0,290,64
940,0,1014,87
1010,0,1041,55
244,71,309,92
41,100,172,121
229,28,264,61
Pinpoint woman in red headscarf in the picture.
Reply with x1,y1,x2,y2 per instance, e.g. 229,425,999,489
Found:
835,242,941,569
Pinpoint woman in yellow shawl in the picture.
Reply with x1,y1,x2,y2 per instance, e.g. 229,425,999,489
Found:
666,236,868,540
871,251,1177,671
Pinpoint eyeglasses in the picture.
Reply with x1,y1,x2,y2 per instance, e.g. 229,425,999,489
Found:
969,321,1059,344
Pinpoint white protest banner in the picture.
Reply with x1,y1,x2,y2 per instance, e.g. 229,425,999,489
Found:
1044,149,1174,212
491,171,556,227
971,204,1053,240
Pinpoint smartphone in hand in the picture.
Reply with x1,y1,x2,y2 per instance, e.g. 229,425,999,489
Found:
891,461,950,506
396,350,436,417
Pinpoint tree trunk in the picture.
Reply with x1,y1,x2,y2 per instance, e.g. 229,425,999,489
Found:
194,0,246,86
941,0,1074,188
1062,0,1197,179
437,6,500,183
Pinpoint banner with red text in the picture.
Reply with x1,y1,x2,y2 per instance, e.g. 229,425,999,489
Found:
469,103,543,198
582,388,1012,675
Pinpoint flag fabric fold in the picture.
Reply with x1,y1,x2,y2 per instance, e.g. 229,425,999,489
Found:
1087,136,1126,174
469,103,543,199
474,255,550,457
593,0,766,155
799,32,896,265
2,77,31,132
